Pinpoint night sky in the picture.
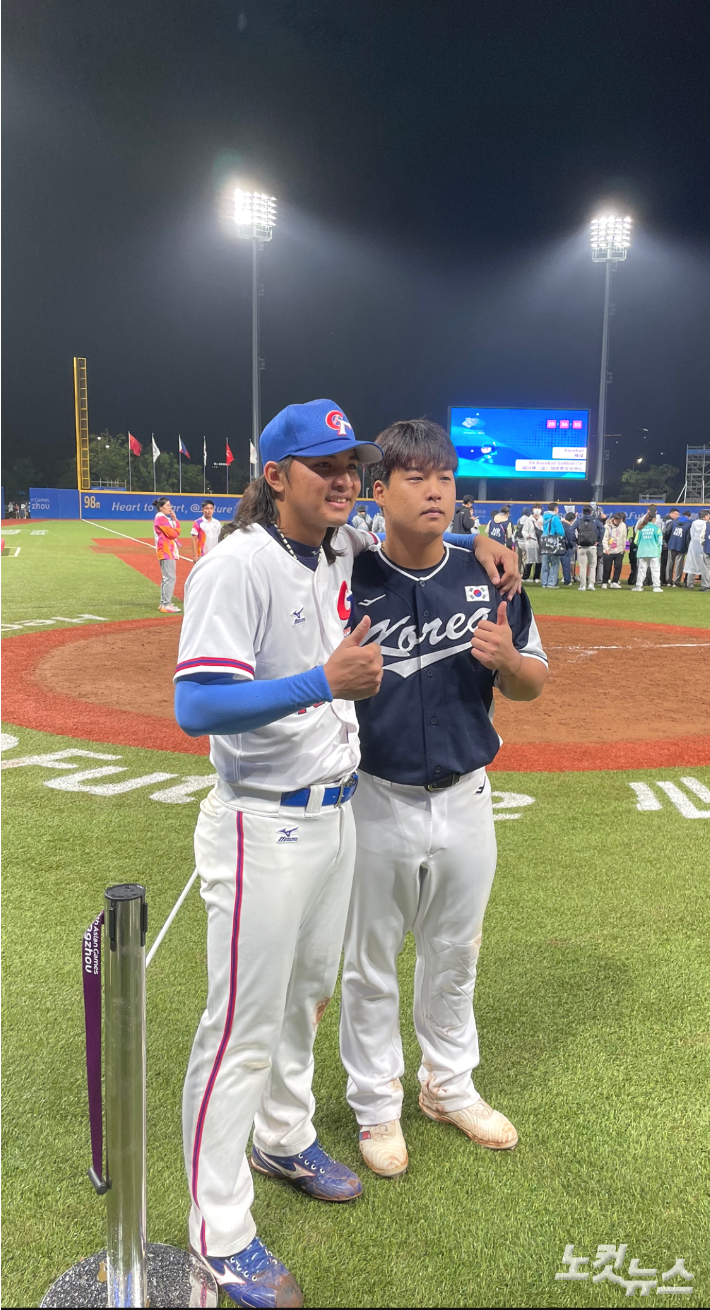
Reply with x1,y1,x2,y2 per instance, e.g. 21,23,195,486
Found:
3,0,710,494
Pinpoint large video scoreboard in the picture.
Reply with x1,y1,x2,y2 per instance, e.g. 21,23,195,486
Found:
449,407,589,479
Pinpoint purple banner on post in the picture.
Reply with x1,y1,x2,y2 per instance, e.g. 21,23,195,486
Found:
82,911,107,1193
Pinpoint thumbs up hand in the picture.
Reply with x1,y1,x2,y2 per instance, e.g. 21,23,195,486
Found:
324,615,384,700
470,601,523,674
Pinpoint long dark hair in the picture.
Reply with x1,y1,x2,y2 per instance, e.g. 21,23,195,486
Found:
235,459,342,564
639,505,657,529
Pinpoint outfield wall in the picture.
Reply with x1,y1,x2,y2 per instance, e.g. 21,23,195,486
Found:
29,487,710,523
30,489,240,520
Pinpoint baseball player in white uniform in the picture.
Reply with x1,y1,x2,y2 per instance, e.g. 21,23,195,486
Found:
339,419,549,1179
174,400,521,1306
191,499,222,559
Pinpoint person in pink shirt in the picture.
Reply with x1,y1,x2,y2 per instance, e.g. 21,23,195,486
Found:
153,496,182,612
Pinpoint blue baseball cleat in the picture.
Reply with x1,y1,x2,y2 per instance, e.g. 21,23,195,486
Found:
250,1137,363,1202
191,1236,302,1308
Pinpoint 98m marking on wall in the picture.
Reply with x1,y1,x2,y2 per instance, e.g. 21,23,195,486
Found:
630,777,710,819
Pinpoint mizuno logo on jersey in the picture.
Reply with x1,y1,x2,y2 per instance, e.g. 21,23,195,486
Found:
277,827,299,843
359,594,386,607
465,585,489,601
292,608,306,626
361,607,490,678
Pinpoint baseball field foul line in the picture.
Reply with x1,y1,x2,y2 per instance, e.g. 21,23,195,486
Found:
83,519,191,561
146,867,199,967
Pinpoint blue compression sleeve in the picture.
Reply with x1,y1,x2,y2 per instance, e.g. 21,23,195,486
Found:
376,531,475,549
443,532,476,549
175,666,332,737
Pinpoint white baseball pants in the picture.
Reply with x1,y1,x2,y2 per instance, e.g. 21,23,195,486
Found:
635,556,661,588
183,781,355,1257
340,768,497,1125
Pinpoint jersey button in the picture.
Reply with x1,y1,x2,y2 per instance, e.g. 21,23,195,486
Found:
426,669,434,678
423,610,429,617
419,579,426,587
434,766,442,774
430,716,438,724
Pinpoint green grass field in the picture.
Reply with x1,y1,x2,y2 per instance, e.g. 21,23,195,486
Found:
2,520,709,1307
2,518,708,633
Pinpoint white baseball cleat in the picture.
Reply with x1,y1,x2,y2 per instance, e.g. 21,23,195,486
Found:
358,1120,408,1177
419,1089,518,1150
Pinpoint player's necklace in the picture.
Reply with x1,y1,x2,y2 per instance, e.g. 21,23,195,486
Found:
274,524,324,567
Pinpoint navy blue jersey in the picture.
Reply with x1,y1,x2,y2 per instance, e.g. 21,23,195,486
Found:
351,544,547,785
667,521,690,552
487,517,511,544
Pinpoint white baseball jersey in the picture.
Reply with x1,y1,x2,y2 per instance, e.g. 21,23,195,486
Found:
191,515,221,556
175,522,377,791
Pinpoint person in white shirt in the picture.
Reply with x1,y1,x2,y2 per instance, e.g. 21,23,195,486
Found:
522,503,543,582
684,516,707,587
191,500,222,560
351,504,372,530
371,509,385,533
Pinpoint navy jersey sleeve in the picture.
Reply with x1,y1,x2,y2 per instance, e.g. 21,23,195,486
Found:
502,589,548,666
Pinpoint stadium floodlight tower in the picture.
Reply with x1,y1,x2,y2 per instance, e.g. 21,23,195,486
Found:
590,213,632,502
234,187,278,479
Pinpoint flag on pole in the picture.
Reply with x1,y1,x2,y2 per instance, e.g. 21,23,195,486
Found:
179,437,190,459
128,433,142,456
151,437,161,462
203,436,207,466
226,441,235,466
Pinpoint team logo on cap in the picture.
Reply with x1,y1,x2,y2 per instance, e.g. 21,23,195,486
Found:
325,410,352,436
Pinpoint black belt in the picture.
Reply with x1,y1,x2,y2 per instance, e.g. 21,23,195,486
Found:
425,773,461,793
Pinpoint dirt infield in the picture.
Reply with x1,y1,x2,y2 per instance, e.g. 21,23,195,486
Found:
3,614,709,769
90,536,193,599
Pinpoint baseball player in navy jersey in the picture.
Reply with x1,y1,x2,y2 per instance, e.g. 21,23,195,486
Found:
339,419,549,1179
173,400,520,1307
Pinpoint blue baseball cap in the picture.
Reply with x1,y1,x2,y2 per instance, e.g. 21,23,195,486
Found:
259,399,382,466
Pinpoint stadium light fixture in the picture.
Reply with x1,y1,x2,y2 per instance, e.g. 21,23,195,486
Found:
234,188,278,242
590,214,632,262
233,187,278,479
590,213,633,501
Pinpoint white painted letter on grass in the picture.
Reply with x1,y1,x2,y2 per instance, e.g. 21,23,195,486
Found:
45,769,177,795
680,776,710,805
150,775,217,804
629,782,662,812
656,781,710,819
490,790,535,821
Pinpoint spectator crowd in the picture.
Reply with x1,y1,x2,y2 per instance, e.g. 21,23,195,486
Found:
348,497,710,593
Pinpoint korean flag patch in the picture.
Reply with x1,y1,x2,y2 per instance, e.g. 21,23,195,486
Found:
465,585,489,602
